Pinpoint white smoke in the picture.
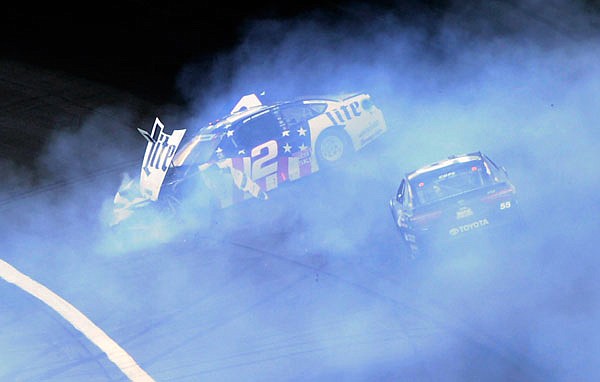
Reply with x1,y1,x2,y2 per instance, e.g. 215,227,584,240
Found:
168,1,599,380
1,0,598,380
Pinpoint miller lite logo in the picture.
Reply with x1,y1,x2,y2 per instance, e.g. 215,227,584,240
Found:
139,117,186,200
325,101,362,126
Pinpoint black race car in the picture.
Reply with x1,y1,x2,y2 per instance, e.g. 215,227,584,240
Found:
389,151,520,257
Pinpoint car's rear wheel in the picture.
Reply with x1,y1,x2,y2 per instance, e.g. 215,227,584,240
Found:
315,128,354,168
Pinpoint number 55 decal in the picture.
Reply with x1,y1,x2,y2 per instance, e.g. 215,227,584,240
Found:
251,140,278,180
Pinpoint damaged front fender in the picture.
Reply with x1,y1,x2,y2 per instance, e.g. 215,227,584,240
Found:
109,173,153,227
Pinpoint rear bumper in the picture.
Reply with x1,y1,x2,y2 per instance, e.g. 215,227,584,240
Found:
407,209,522,255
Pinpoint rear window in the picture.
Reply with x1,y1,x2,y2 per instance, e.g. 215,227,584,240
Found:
409,160,491,205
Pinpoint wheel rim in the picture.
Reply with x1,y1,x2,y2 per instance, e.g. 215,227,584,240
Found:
320,135,345,162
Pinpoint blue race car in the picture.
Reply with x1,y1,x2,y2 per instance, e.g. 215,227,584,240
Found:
111,92,387,227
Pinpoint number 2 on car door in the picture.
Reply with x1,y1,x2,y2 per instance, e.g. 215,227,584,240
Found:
251,140,278,180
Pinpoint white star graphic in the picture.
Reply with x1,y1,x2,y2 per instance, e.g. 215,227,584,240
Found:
283,143,292,153
297,127,307,136
215,147,223,153
299,143,308,151
226,129,234,137
238,149,246,155
282,130,290,137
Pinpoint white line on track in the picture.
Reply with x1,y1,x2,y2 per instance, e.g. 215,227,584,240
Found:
0,259,155,382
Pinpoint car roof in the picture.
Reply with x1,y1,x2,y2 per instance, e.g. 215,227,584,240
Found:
202,105,270,131
407,151,484,180
202,92,366,132
288,92,365,103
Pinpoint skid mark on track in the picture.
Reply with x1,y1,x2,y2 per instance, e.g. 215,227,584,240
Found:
0,259,155,382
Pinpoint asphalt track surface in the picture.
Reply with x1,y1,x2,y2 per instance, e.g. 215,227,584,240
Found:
0,59,565,381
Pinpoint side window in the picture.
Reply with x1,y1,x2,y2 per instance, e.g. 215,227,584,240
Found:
279,105,304,127
307,103,327,116
402,182,412,209
233,111,281,149
279,103,326,127
396,179,405,203
483,155,507,182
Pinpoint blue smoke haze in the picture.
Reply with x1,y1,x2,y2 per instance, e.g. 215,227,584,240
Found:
1,0,598,380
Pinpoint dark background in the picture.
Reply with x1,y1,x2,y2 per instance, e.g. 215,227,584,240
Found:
3,1,449,105
0,0,460,175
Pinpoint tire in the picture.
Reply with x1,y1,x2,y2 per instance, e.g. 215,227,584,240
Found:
315,128,354,168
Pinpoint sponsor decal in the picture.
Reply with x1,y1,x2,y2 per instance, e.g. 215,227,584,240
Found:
456,206,474,219
358,119,383,145
438,171,456,180
325,101,361,125
449,218,490,236
140,118,185,176
139,117,186,200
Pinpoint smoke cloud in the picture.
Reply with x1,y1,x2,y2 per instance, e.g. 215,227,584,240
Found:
171,0,600,380
1,0,599,380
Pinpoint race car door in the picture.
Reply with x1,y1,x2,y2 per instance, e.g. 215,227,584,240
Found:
227,109,283,196
221,105,317,204
276,103,317,182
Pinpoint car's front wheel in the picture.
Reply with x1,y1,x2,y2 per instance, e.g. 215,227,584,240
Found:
315,128,354,168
